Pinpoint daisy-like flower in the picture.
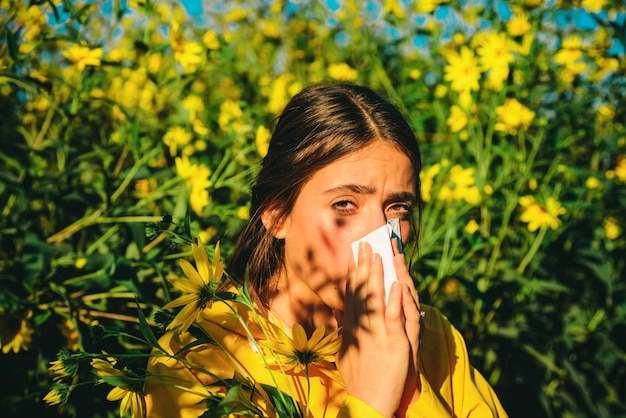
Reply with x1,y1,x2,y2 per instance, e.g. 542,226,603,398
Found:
49,349,80,381
61,44,103,72
437,165,481,205
169,20,204,73
443,46,482,93
260,323,342,372
327,62,358,82
163,240,224,333
0,311,34,354
494,98,535,135
91,357,146,418
43,382,71,407
518,195,566,232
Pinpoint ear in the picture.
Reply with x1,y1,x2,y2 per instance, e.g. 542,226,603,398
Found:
261,206,288,239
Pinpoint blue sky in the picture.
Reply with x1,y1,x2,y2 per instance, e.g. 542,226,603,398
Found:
180,0,624,55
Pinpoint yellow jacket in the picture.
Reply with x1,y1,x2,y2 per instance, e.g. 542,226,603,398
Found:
145,300,507,417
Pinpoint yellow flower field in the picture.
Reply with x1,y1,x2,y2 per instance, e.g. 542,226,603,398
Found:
0,0,624,416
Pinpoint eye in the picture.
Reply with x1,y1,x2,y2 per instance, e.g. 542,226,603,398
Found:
332,199,357,215
386,203,414,220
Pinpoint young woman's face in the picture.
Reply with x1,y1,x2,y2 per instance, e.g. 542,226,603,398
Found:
273,140,417,311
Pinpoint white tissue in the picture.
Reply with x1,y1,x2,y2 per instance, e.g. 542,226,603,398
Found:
350,223,398,305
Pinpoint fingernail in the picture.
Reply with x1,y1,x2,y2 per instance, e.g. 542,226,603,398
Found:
359,241,367,254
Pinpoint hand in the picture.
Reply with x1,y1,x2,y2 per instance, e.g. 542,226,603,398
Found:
336,242,422,418
392,241,422,416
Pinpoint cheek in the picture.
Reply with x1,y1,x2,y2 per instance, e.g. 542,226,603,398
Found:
400,220,412,246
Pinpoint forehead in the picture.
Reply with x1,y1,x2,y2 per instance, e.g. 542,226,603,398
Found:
304,140,417,192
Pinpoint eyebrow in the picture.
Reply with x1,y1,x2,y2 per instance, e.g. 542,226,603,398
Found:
323,184,376,195
323,184,417,204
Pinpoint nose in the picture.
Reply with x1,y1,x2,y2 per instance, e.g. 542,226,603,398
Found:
371,208,388,230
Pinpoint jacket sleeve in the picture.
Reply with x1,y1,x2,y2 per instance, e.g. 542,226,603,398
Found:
337,395,385,418
144,331,212,418
406,306,508,418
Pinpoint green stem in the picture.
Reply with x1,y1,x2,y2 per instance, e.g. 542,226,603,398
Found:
516,225,548,275
305,365,311,418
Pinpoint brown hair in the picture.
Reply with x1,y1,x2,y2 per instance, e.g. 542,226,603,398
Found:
227,83,422,303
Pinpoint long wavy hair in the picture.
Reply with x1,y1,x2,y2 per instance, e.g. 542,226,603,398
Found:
227,83,422,304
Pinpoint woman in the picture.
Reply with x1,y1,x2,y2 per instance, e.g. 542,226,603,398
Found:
145,83,507,417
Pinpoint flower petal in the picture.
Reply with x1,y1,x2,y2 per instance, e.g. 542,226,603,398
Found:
107,386,127,401
192,241,211,282
162,293,198,310
291,323,308,351
178,259,205,285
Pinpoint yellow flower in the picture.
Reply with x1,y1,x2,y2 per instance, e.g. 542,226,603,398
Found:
218,100,243,131
175,157,212,187
203,30,220,50
261,323,342,372
163,126,193,157
475,32,514,90
43,382,71,406
465,219,480,234
433,84,448,98
443,47,482,93
0,311,34,353
61,44,103,71
477,32,515,71
198,226,218,244
74,257,88,269
169,20,204,73
60,319,80,351
189,185,209,215
437,165,481,205
414,0,446,13
554,36,587,77
383,0,406,18
163,240,224,333
236,206,250,220
507,14,531,37
48,349,79,381
495,98,535,135
182,95,205,122
192,119,210,136
260,18,280,38
327,62,358,81
265,74,301,115
605,157,626,184
107,386,146,418
604,217,621,240
419,163,442,202
582,0,607,13
17,5,47,42
225,7,248,22
91,358,146,418
447,105,469,133
518,195,566,232
585,176,601,189
255,125,271,157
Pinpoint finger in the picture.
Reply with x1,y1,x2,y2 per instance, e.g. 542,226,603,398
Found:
384,281,404,329
393,252,419,305
343,256,358,329
355,241,372,305
365,251,386,326
401,284,421,362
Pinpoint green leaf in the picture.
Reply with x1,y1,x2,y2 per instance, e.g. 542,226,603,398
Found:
259,383,303,418
135,299,162,351
204,384,263,417
5,27,19,61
